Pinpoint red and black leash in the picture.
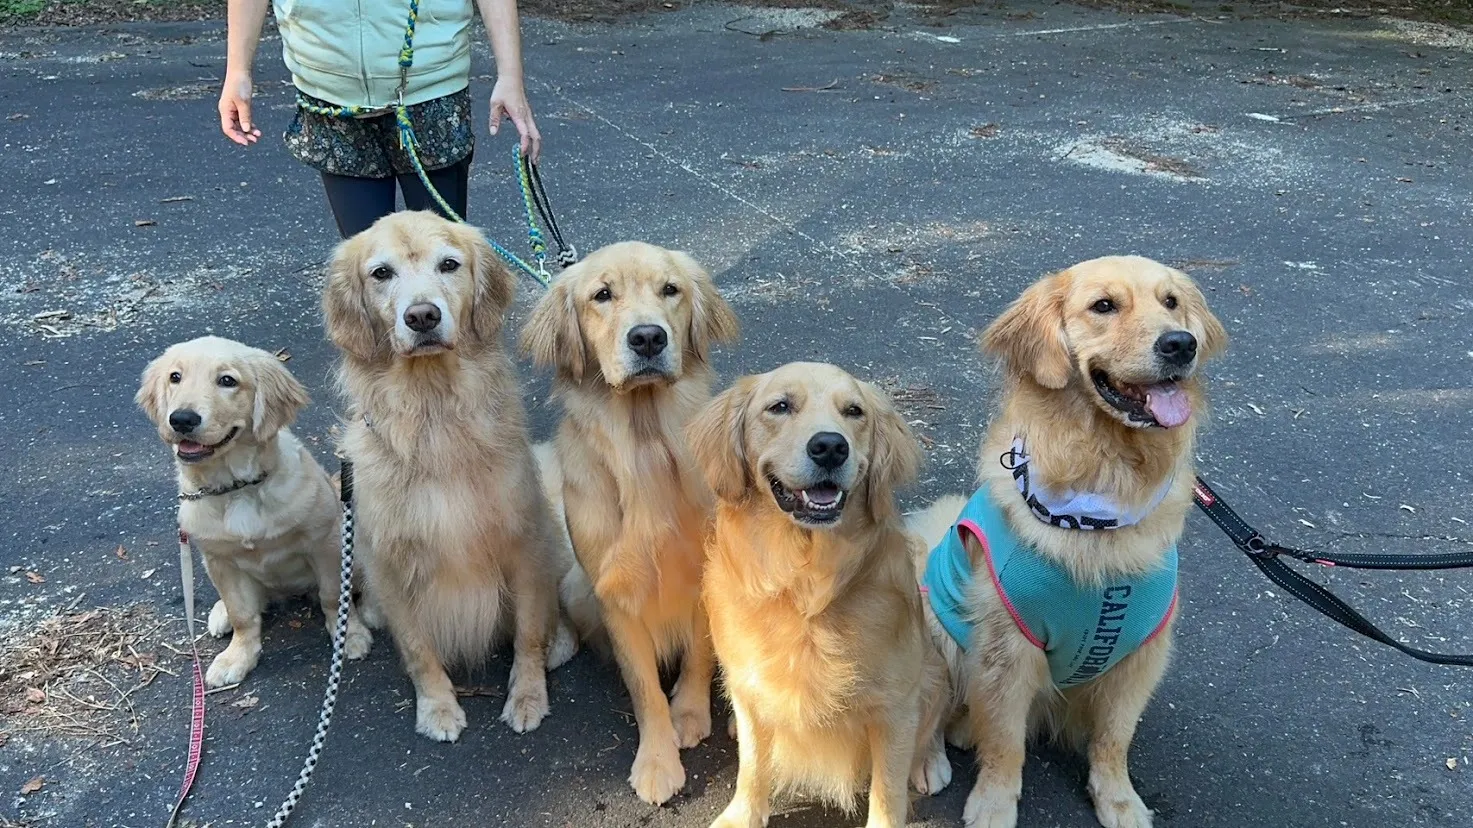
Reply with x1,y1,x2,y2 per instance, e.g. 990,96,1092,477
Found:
168,529,208,828
1192,477,1473,667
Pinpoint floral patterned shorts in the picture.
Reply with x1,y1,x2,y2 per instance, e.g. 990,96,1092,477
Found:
284,88,475,179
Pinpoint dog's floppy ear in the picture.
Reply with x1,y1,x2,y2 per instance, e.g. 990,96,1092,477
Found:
687,376,756,502
981,271,1073,389
467,229,517,347
671,251,739,363
250,351,311,441
135,352,169,427
860,381,923,524
322,237,384,362
1174,271,1228,361
520,268,586,381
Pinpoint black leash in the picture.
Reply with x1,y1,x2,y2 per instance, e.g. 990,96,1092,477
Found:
1192,477,1473,667
520,153,578,267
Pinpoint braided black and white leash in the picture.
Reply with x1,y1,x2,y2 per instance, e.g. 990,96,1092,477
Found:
263,461,357,828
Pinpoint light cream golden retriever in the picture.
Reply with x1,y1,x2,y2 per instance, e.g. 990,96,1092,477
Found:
323,211,575,742
137,336,372,688
908,255,1227,828
522,241,739,805
689,362,951,828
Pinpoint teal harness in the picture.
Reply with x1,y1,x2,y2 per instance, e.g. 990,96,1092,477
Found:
923,487,1179,688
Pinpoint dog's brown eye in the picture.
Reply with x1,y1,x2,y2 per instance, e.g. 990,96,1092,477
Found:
1091,298,1116,314
661,283,679,297
168,371,182,384
843,404,864,418
370,265,394,282
766,399,790,415
439,258,460,273
217,375,238,388
1163,295,1179,310
593,287,612,303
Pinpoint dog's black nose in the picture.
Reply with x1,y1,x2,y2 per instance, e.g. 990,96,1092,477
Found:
403,303,441,333
1154,330,1198,367
627,325,668,359
169,409,202,435
806,431,850,471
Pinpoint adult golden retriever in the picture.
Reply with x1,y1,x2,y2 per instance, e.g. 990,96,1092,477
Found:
137,336,372,687
522,241,739,805
689,362,951,828
323,211,575,742
908,255,1227,828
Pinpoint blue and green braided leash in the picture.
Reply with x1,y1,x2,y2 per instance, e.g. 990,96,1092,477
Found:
295,0,559,287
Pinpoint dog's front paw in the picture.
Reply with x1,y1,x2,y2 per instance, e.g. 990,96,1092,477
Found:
501,676,550,733
630,738,685,805
547,619,578,671
709,801,766,828
416,696,467,742
206,601,231,638
1090,779,1153,828
342,620,373,660
205,642,259,688
963,781,1019,828
671,698,712,749
910,742,953,796
357,598,386,630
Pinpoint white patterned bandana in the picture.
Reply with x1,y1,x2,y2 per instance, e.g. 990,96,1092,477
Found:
1002,437,1174,531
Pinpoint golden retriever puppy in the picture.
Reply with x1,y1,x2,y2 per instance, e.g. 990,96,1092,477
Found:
521,241,739,805
689,363,952,828
908,256,1227,828
323,211,575,742
136,336,372,688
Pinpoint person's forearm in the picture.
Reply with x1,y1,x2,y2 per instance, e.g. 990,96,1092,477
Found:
476,0,525,81
226,0,271,76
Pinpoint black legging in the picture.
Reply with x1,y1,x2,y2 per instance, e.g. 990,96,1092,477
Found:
319,154,472,238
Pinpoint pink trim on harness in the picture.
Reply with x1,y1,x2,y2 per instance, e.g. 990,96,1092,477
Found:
962,518,1045,651
1142,588,1179,647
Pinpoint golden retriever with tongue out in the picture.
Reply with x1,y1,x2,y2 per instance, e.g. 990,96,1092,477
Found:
907,255,1226,828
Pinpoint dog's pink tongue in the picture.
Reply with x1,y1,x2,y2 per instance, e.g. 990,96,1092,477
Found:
178,440,205,453
1145,383,1191,428
805,486,841,505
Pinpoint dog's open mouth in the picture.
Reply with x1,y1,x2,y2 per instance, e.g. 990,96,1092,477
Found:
175,427,239,462
768,476,847,526
1091,369,1191,429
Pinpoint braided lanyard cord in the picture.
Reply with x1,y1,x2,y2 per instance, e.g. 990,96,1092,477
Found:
263,465,357,828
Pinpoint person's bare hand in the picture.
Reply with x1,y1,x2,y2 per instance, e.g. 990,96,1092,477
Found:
489,76,541,163
218,71,261,146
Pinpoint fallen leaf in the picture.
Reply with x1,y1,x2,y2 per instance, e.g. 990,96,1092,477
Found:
25,688,45,704
1396,177,1413,183
140,568,156,580
114,544,128,560
232,694,260,710
25,571,44,584
1247,403,1265,415
1448,758,1459,770
6,113,26,121
781,79,838,92
1400,504,1416,513
23,360,45,366
160,196,193,203
969,123,1000,138
1238,284,1253,296
288,618,303,629
20,775,44,795
274,348,291,362
134,219,157,227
